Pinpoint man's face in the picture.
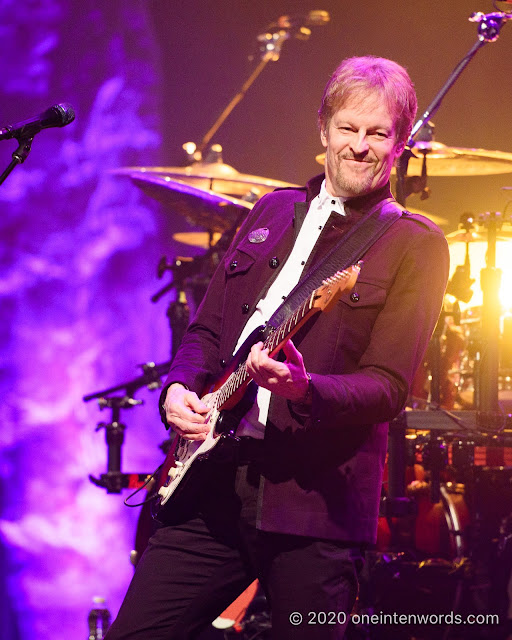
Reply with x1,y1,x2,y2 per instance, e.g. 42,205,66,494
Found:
320,95,404,198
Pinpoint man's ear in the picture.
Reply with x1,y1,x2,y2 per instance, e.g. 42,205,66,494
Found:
394,141,405,157
320,127,328,148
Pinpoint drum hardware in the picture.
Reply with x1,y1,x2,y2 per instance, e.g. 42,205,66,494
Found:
444,212,512,420
152,255,196,359
83,361,172,402
87,395,147,494
381,414,418,528
446,209,512,310
83,361,172,493
409,299,466,414
473,211,509,431
421,435,449,504
153,224,239,357
446,213,476,305
503,319,512,370
361,551,470,640
396,8,512,206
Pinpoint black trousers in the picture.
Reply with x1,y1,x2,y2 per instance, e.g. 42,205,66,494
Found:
106,452,364,640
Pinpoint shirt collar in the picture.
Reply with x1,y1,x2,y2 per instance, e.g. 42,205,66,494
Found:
315,179,347,215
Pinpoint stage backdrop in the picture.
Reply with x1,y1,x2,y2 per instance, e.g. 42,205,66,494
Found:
2,1,512,638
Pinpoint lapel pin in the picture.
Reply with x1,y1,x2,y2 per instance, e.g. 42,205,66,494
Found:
248,227,269,243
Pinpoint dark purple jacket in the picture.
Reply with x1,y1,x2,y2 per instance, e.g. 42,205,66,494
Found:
164,174,449,544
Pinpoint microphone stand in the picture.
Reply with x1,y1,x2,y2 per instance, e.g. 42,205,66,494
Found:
396,10,512,206
195,12,329,157
0,136,34,186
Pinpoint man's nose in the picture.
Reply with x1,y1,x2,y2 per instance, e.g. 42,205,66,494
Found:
350,131,369,155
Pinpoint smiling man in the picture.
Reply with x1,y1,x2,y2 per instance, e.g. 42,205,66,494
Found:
319,57,411,199
106,56,449,640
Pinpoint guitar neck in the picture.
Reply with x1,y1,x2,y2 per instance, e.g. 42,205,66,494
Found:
214,290,319,412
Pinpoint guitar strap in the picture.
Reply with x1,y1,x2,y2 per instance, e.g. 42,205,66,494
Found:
267,196,404,330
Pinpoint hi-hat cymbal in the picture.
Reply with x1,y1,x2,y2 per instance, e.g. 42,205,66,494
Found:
113,162,298,199
315,142,512,176
126,173,253,232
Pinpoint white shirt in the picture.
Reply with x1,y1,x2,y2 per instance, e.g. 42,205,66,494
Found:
236,180,347,438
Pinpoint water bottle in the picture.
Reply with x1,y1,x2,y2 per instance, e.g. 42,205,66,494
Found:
87,596,111,639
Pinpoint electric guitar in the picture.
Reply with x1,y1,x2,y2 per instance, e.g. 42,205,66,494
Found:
153,264,360,521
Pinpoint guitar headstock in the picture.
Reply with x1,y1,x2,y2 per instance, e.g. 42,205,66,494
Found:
312,263,361,312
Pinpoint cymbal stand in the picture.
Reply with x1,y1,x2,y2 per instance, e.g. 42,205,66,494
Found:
83,361,172,402
84,362,172,492
446,214,477,305
89,394,144,494
154,224,239,358
396,9,512,205
477,212,506,431
152,257,198,359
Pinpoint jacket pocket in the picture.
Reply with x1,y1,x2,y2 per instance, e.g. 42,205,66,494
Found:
224,246,257,276
339,278,387,309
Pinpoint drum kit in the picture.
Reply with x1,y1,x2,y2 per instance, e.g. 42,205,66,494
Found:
81,8,512,639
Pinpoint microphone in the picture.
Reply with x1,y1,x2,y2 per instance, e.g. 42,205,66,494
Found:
0,103,75,141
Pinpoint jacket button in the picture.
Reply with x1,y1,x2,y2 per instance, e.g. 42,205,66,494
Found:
241,303,249,314
229,260,238,270
269,257,279,268
350,292,360,302
220,359,226,367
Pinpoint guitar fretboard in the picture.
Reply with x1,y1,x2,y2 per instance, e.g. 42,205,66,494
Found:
214,269,351,412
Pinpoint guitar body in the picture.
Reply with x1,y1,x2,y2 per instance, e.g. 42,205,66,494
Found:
152,431,233,525
152,265,360,524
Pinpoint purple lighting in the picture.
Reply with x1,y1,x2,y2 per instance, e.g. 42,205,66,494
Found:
0,2,170,638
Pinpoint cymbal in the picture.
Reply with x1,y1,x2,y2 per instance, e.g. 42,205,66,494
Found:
173,231,222,249
126,173,253,232
315,142,512,176
113,162,298,199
